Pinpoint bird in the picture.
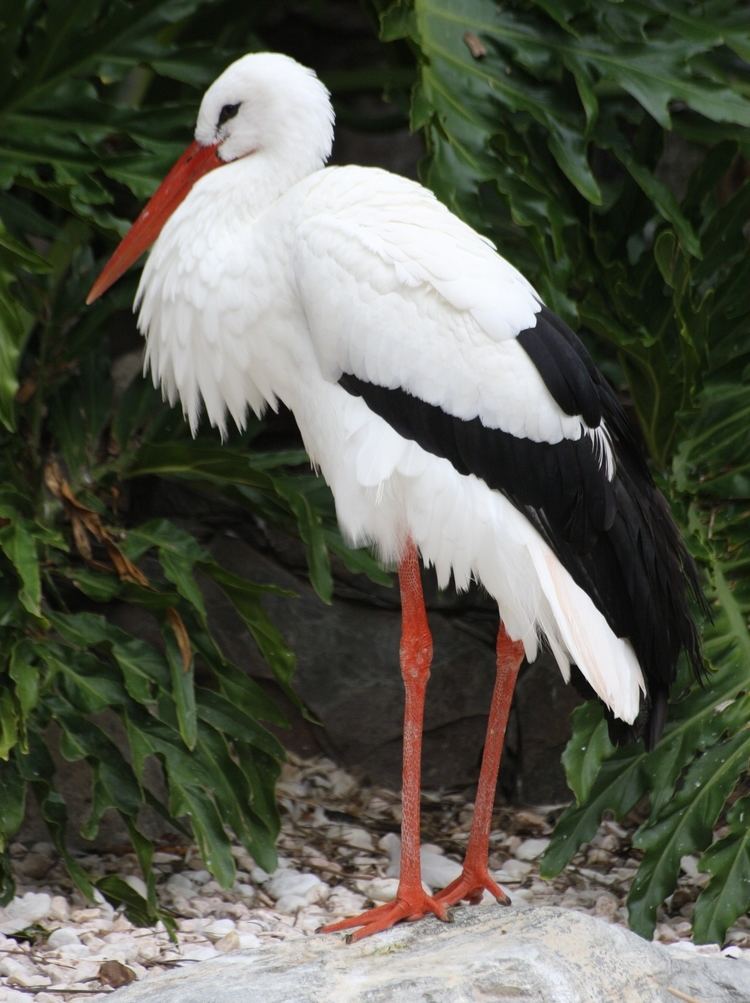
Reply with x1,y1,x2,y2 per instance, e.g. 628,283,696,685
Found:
87,51,705,942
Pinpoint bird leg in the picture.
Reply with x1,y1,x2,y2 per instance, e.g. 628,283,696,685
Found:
319,540,449,941
435,623,524,908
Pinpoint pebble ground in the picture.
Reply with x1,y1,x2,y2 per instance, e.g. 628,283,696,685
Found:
0,754,746,1001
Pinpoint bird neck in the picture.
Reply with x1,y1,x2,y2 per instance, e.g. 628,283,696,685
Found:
196,138,327,218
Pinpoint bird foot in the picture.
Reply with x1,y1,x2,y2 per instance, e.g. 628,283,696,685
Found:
434,866,511,908
318,888,450,943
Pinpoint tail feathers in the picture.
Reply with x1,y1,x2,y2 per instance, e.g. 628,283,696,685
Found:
530,543,645,725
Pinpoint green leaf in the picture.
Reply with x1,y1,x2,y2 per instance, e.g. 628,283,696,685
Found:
0,691,19,762
560,702,615,805
0,226,52,273
274,479,332,602
96,876,161,928
693,795,750,945
177,785,236,888
0,280,31,432
41,649,127,713
9,640,40,717
0,514,41,616
628,730,750,939
206,565,296,686
612,146,701,258
164,625,197,751
540,750,648,878
58,566,122,601
129,520,208,620
16,736,94,901
196,688,285,760
0,759,25,851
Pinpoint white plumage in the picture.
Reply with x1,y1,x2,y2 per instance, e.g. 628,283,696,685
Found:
130,52,646,724
87,48,707,941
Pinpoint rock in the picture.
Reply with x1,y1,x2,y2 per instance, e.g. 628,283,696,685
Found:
203,919,235,941
380,833,462,892
357,877,399,903
178,944,219,963
47,927,81,948
189,870,212,885
514,838,551,861
92,905,750,1003
265,870,327,908
0,892,52,934
0,988,34,1003
215,931,241,953
496,858,532,882
166,874,194,895
0,956,39,985
17,850,54,879
49,896,70,922
514,659,582,803
98,960,138,989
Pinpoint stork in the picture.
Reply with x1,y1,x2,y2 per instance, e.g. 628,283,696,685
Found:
87,52,704,942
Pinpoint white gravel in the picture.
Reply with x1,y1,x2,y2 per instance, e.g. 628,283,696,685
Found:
0,754,747,1000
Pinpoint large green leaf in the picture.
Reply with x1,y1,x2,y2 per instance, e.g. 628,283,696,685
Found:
628,730,750,935
694,796,750,945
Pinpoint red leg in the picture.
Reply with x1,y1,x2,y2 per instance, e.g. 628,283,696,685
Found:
435,622,524,907
319,541,449,941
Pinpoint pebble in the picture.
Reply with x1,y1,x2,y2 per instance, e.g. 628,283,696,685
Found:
359,876,399,902
497,858,532,881
593,893,619,921
0,891,51,934
266,869,328,907
2,753,747,1000
514,838,551,861
204,918,236,940
215,930,241,952
17,851,54,880
48,895,69,922
1,988,34,1003
0,956,39,985
167,873,195,894
47,926,81,948
180,944,219,962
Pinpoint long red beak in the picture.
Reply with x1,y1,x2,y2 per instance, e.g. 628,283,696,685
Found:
86,140,222,305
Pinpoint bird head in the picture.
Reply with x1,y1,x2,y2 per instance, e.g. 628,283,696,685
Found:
86,52,333,304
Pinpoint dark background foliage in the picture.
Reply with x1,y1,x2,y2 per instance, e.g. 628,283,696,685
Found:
1,0,749,942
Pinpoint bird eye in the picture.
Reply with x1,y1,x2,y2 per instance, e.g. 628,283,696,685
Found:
217,102,241,127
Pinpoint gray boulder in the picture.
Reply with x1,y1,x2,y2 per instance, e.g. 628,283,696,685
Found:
97,905,750,1002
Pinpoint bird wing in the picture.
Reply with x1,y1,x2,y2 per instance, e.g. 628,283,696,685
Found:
293,166,602,447
293,166,615,551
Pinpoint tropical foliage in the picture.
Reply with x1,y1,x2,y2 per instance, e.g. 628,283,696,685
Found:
2,0,749,943
0,0,389,925
378,0,750,941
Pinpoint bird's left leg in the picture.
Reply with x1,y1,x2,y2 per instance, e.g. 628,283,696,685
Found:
319,540,449,941
435,622,524,907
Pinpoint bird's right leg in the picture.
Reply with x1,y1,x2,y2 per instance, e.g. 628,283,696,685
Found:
434,622,523,908
319,540,449,942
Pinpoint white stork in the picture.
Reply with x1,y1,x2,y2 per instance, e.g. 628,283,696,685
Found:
88,52,704,941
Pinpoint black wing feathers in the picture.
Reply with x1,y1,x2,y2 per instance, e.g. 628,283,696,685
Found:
338,373,614,553
339,306,705,747
517,306,602,427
